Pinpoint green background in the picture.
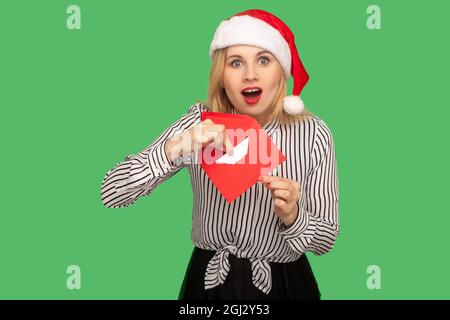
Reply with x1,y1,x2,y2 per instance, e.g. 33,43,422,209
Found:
1,0,449,299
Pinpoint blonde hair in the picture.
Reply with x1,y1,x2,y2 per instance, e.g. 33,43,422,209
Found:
197,47,314,125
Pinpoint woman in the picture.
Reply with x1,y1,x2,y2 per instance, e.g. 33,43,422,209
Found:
100,9,340,300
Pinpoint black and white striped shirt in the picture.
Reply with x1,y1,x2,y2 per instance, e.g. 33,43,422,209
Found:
100,102,340,295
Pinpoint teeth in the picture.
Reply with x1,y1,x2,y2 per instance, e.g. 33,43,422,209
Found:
243,89,260,93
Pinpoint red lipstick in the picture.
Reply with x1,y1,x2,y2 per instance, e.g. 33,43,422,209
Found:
241,86,263,105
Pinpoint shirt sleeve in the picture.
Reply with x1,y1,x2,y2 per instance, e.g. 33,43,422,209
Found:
277,118,340,255
100,103,205,208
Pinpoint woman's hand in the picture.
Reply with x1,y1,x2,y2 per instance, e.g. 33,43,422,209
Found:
166,119,234,162
258,175,301,227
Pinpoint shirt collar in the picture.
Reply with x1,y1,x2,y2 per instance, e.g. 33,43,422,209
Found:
262,116,281,138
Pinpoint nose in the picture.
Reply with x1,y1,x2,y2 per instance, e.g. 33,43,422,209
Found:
243,63,259,82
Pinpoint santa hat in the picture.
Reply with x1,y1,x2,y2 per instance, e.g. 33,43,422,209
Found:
209,9,309,115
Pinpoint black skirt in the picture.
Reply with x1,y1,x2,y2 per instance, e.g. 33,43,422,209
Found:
179,246,321,300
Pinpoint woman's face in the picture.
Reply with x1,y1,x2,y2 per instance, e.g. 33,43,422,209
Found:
223,45,284,125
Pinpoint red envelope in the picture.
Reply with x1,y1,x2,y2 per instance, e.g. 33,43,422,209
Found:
199,111,286,203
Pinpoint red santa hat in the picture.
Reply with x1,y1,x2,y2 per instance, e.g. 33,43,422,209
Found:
209,9,309,115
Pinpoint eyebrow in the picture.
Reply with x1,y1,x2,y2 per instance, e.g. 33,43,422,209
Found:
226,50,272,60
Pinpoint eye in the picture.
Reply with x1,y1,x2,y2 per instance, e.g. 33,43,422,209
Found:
259,56,270,65
230,59,242,68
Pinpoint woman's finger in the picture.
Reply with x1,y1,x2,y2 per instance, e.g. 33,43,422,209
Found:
259,176,292,189
213,124,234,156
262,180,291,191
224,136,234,156
274,198,285,207
258,175,282,184
207,125,234,156
201,130,218,145
260,177,300,193
202,118,214,125
272,189,292,202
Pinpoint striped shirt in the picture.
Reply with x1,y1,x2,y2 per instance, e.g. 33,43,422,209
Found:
100,102,340,295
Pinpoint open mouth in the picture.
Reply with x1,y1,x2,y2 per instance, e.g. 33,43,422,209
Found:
241,87,263,104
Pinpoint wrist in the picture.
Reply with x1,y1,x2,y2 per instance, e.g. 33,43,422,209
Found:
283,203,299,228
166,136,182,162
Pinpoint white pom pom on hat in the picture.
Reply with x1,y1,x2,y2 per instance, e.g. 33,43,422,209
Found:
209,9,309,115
283,95,305,115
